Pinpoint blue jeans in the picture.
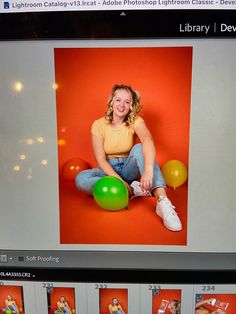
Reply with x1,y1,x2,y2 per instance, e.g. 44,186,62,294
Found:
2,305,18,313
54,307,70,314
75,143,166,195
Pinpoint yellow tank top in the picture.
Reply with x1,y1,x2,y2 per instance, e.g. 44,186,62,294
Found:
110,304,121,311
91,116,143,159
6,300,15,306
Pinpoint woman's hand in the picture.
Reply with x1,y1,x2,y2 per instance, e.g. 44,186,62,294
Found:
140,167,153,191
122,180,133,197
207,298,217,305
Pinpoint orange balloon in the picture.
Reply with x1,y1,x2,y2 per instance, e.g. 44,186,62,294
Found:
62,158,89,183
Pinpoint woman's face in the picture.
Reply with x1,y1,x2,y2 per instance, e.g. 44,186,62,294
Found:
7,295,12,300
112,89,132,120
60,297,65,302
112,298,119,305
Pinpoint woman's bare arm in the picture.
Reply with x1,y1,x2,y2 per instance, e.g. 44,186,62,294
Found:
135,120,156,191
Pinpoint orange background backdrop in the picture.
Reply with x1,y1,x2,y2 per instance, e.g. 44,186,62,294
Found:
152,289,181,314
54,47,192,245
196,294,236,314
0,286,24,313
99,288,128,314
48,287,75,313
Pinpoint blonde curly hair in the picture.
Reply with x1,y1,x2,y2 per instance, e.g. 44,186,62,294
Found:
105,84,142,126
172,300,181,314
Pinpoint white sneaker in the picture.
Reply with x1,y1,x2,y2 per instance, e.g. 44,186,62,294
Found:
156,196,182,231
130,181,152,199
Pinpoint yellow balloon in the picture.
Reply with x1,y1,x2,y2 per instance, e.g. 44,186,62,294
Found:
161,160,188,189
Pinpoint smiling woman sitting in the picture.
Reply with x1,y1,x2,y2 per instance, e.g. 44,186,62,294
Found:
76,84,182,232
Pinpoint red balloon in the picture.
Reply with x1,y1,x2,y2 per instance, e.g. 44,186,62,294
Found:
62,158,89,183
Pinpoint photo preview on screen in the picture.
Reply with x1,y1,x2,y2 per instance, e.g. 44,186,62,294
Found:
55,46,192,247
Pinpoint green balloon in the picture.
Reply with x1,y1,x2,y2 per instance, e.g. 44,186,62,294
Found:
93,176,128,211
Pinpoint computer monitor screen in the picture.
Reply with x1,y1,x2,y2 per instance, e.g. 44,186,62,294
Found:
1,11,236,253
0,8,236,314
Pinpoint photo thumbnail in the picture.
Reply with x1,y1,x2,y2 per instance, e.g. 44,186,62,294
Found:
152,288,181,314
99,288,128,314
195,293,236,314
0,285,24,314
47,287,76,314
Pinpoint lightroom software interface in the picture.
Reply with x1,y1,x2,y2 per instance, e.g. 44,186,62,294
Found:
0,7,236,314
